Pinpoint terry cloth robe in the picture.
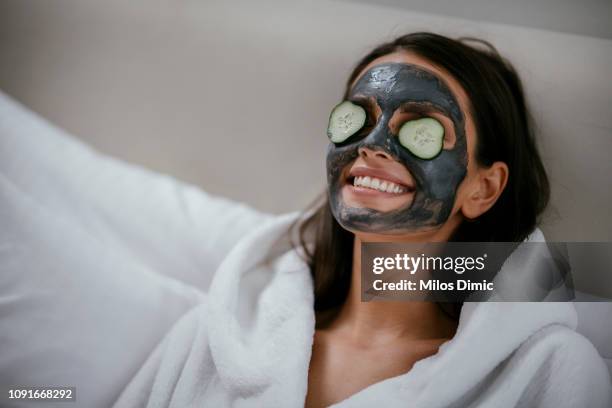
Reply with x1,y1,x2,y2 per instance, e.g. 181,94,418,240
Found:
0,91,610,407
112,210,612,408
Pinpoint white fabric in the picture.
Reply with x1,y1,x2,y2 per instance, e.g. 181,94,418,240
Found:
1,91,611,407
575,302,612,376
113,213,612,408
0,92,272,406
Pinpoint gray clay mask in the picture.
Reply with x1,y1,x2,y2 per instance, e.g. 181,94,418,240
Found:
326,62,468,233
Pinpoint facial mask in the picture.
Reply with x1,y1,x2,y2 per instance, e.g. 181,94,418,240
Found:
326,62,468,233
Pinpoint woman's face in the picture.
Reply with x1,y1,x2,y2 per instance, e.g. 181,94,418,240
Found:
326,51,478,239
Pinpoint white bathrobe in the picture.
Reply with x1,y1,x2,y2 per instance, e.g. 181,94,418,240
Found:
109,211,611,408
1,92,610,407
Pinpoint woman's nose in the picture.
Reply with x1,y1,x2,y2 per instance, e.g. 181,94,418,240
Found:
358,146,393,161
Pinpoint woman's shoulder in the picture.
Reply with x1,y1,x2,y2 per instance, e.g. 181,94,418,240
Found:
513,323,612,407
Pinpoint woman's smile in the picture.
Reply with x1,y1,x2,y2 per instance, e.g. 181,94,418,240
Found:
341,161,416,212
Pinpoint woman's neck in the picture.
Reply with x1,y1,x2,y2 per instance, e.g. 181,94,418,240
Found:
326,236,457,346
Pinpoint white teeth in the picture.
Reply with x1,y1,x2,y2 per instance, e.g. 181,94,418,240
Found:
352,176,408,194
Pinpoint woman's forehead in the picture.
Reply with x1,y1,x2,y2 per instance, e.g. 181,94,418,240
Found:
350,62,464,123
350,51,470,110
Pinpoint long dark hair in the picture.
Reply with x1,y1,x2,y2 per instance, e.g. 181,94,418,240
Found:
292,32,550,318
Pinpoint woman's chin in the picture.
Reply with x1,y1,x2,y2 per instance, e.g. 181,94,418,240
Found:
341,184,414,212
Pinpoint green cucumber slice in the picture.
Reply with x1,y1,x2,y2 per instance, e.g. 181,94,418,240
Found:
398,117,444,159
327,101,366,143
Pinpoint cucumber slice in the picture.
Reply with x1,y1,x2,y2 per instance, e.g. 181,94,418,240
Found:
398,117,444,159
327,101,367,143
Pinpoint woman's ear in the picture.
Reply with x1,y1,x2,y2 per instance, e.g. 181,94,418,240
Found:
461,162,508,220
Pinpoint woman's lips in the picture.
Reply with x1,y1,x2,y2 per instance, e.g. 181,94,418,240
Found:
345,166,415,193
340,165,416,210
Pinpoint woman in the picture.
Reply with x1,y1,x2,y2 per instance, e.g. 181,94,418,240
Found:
110,32,610,407
296,33,609,407
1,33,609,407
303,32,515,405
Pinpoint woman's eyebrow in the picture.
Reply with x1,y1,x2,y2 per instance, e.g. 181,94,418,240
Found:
395,100,452,118
349,94,378,111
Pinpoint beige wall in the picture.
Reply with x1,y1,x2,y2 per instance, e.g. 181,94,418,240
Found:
1,0,611,240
